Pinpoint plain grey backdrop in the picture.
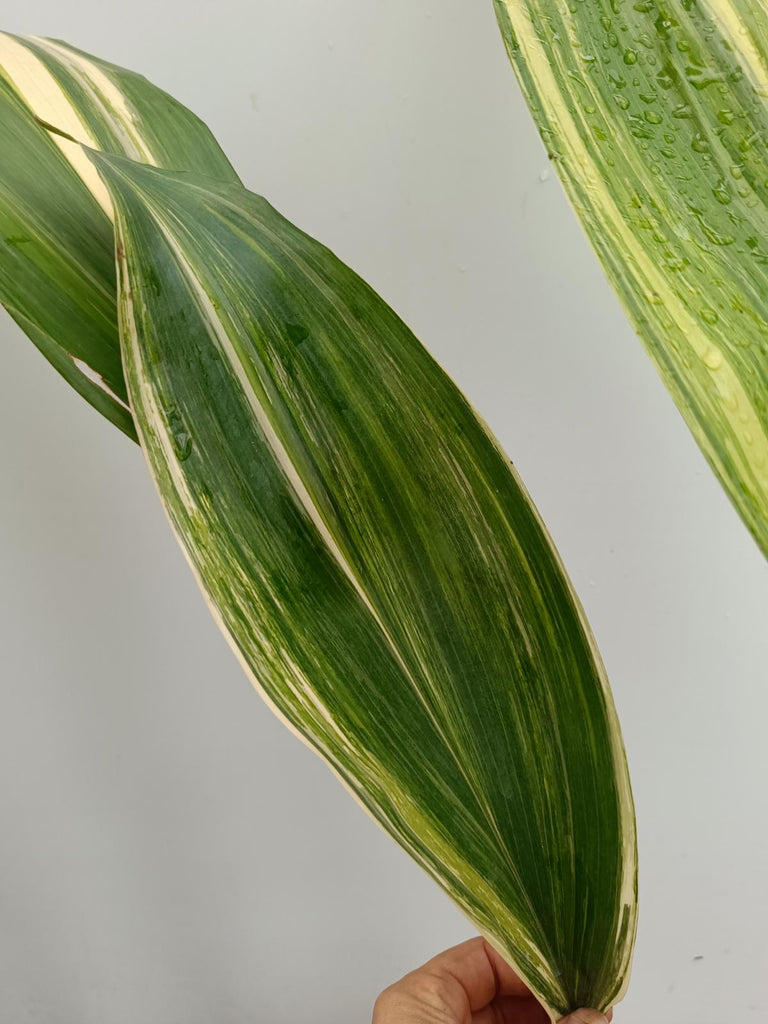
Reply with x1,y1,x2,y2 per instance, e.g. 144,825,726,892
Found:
1,2,766,1022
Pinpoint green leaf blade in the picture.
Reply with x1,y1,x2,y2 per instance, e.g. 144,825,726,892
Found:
493,0,768,555
89,151,637,1017
0,33,239,437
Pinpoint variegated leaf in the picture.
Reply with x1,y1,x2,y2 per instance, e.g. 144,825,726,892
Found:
0,33,239,438
84,148,637,1019
492,0,768,556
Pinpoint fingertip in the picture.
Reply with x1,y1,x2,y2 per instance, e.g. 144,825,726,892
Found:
480,939,533,998
558,1010,610,1024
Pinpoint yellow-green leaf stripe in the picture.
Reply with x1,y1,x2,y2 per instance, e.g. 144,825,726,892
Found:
84,149,638,1018
494,0,768,555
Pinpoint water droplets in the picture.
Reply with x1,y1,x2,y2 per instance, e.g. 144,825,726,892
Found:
656,65,676,89
685,65,728,90
286,323,310,345
628,114,655,138
166,405,194,462
701,343,723,369
699,218,735,246
664,253,689,271
174,431,193,461
739,130,761,153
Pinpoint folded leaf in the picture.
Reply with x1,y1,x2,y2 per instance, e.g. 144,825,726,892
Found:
0,34,239,438
493,0,768,556
84,149,637,1018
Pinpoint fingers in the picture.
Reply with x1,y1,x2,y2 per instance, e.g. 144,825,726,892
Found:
372,937,614,1024
419,936,533,1009
372,936,535,1023
483,995,551,1023
480,940,536,999
420,936,499,1011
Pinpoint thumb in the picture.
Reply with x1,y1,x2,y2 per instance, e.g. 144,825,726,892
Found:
559,1011,610,1024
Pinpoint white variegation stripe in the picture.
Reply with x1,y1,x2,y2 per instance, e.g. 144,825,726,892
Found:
70,355,131,410
0,32,113,216
29,36,158,163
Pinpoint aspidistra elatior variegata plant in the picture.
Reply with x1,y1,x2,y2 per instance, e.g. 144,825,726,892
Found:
0,35,638,1019
493,0,768,556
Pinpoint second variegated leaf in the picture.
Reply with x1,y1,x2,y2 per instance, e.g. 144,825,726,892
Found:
493,0,768,556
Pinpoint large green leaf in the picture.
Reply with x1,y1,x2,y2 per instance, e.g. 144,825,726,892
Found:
493,0,768,556
83,148,637,1018
0,34,239,438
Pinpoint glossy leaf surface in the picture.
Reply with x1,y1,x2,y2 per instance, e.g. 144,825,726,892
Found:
87,150,638,1019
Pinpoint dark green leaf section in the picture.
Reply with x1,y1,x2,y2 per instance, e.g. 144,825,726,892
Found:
0,33,239,438
89,151,637,1017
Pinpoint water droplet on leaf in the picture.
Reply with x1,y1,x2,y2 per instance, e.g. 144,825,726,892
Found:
286,323,310,344
174,431,193,461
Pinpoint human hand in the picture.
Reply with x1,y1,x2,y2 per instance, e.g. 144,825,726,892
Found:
372,937,613,1024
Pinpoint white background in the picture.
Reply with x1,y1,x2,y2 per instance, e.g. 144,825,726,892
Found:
0,2,766,1021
